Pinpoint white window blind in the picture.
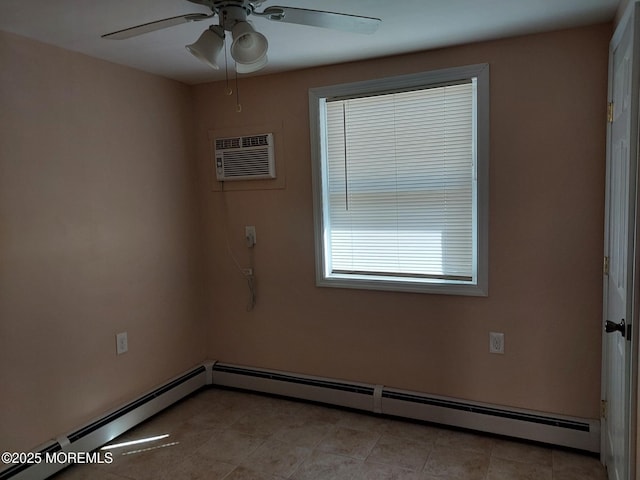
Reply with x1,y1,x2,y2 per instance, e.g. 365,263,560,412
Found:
324,81,476,281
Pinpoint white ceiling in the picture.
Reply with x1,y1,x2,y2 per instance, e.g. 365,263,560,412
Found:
0,0,620,85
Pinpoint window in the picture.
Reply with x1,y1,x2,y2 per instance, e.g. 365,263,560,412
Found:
309,64,489,295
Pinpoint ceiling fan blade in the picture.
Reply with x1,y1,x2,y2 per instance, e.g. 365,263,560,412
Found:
102,13,213,40
262,6,380,34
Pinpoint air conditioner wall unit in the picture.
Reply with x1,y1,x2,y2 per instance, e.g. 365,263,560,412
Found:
214,133,276,181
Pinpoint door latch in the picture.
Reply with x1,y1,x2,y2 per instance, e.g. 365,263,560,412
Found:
605,319,626,338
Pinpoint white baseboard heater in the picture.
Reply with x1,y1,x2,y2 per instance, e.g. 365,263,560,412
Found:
1,361,599,480
210,362,600,453
0,365,207,480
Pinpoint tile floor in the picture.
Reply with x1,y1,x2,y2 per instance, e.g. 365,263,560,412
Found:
52,387,607,480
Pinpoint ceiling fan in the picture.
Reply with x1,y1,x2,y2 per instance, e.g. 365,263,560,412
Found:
102,0,381,74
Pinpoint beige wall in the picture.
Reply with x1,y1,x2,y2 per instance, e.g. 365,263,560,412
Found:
0,32,205,453
195,23,611,420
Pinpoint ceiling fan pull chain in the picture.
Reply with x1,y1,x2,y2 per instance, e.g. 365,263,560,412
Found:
235,68,242,112
223,36,233,96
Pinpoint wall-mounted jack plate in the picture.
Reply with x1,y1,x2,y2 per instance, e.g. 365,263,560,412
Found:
489,332,504,354
116,332,128,355
245,226,256,248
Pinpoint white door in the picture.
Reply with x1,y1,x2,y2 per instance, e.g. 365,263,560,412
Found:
603,6,638,480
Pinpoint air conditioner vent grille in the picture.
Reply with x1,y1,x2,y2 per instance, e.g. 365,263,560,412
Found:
216,137,241,150
243,134,269,148
214,133,276,181
221,150,273,178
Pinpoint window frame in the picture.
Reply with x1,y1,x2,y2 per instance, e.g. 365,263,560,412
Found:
309,63,489,296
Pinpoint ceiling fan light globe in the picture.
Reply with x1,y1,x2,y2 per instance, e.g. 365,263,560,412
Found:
231,21,268,65
237,35,254,49
186,28,224,70
235,54,268,74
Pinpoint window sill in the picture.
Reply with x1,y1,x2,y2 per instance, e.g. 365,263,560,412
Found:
317,273,488,296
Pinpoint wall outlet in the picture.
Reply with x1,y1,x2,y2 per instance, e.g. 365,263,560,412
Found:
116,332,128,355
489,332,504,354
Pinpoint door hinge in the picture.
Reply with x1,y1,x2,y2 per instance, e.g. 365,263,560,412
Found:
601,399,608,419
608,102,614,123
604,256,610,275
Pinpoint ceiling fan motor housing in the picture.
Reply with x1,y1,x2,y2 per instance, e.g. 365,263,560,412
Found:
187,0,258,31
219,2,251,31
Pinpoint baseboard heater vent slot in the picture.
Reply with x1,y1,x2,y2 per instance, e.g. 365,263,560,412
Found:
382,390,590,432
212,362,375,411
212,363,374,395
